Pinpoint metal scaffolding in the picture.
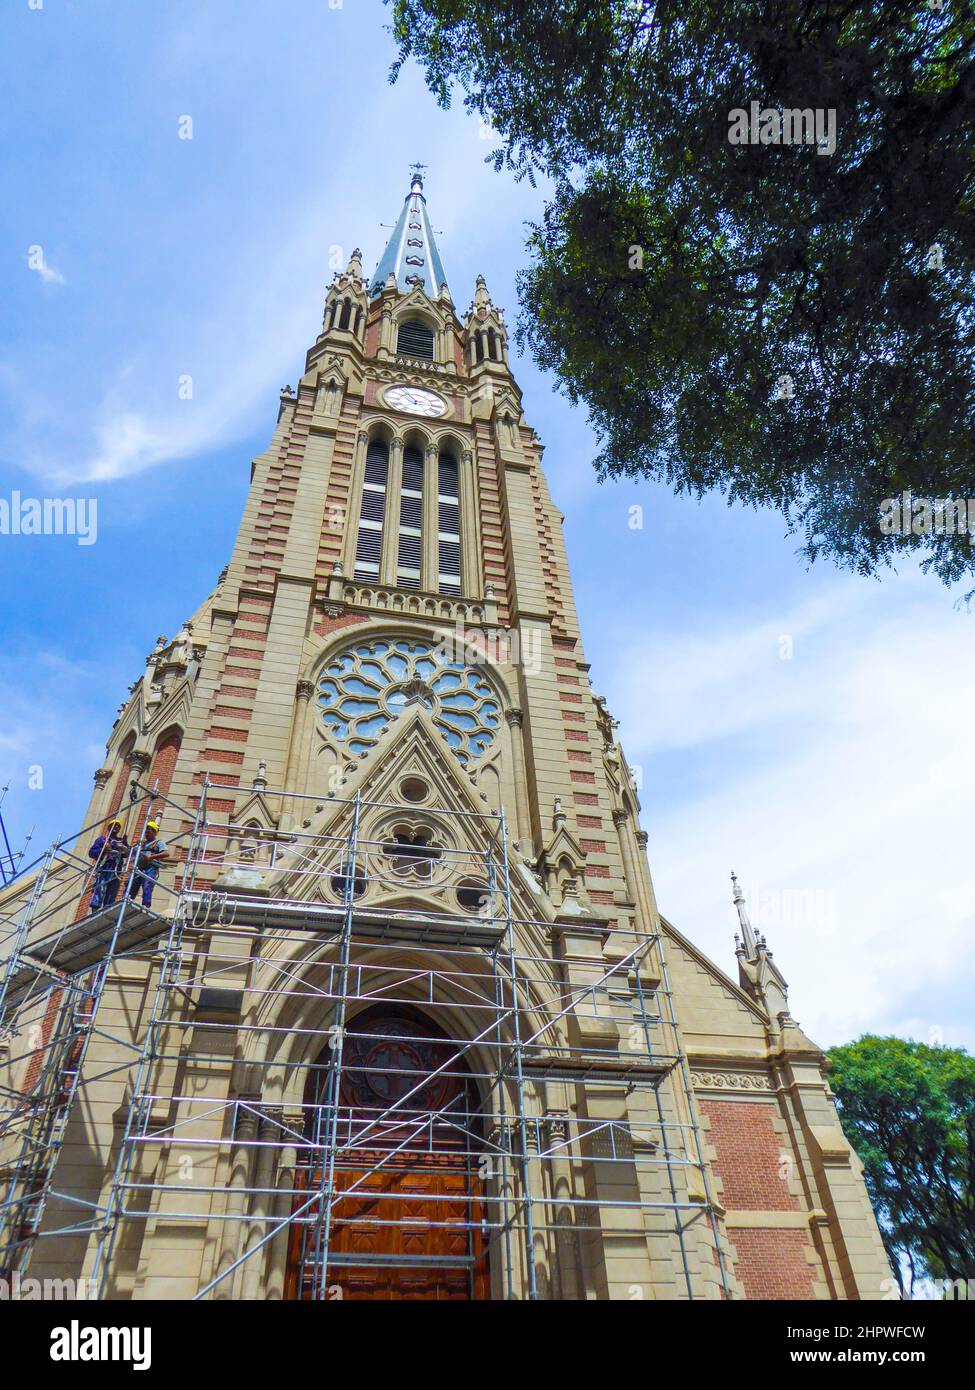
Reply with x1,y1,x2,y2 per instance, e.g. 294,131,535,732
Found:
0,778,731,1300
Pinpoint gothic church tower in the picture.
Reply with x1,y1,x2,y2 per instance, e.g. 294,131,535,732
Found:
0,175,890,1301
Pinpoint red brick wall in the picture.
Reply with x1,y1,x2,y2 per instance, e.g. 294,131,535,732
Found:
148,728,181,800
725,1228,816,1301
701,1098,817,1300
703,1100,797,1210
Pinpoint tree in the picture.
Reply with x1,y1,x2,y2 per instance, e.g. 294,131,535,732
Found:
390,0,975,585
826,1035,975,1293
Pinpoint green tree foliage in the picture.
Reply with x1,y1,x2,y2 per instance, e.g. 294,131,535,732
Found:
827,1035,975,1290
390,0,975,583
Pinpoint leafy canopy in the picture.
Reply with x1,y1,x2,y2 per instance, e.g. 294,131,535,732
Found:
390,0,975,584
827,1035,975,1287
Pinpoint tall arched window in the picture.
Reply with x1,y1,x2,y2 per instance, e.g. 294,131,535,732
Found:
354,439,389,582
437,451,462,596
397,318,434,361
397,445,424,589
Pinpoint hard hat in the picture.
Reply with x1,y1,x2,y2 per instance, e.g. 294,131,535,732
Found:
107,818,123,831
146,821,160,834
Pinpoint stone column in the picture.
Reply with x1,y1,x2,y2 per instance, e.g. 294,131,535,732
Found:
613,809,657,928
340,431,370,576
379,306,393,357
505,709,533,850
459,449,480,596
542,1109,583,1300
265,1111,303,1301
239,1112,279,1299
282,680,315,796
380,439,403,587
422,443,439,592
213,1106,258,1299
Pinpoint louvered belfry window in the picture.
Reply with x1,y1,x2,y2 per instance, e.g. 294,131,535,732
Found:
438,452,462,595
397,446,425,588
397,318,434,361
354,440,389,581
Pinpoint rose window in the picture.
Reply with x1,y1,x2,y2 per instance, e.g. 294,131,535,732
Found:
318,638,501,765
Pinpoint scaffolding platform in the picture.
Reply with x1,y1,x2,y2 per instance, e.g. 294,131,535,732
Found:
181,889,509,950
1,902,164,1012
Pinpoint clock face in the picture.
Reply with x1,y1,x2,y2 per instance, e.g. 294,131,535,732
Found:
384,386,447,418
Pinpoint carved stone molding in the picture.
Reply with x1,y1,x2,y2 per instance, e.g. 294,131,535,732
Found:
295,680,314,703
544,1112,570,1144
690,1070,773,1092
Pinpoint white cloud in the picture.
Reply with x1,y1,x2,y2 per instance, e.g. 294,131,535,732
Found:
605,576,975,1051
4,84,539,488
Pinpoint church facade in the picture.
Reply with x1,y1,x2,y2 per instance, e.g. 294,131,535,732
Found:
0,176,890,1300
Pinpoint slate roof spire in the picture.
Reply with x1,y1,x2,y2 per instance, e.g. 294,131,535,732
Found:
370,168,449,300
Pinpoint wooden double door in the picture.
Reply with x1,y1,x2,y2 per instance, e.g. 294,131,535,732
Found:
287,1007,490,1300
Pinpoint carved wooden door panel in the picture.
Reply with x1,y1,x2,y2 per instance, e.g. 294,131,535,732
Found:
286,1008,489,1300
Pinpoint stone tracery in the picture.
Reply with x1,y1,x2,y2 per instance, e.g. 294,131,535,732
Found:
317,636,501,766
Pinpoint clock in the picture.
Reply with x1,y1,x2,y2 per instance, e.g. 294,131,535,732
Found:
384,386,447,418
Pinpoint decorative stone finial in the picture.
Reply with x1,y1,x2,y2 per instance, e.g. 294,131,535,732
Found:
732,871,796,1031
731,871,757,957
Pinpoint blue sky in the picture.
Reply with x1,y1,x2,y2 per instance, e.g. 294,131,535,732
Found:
1,0,973,1053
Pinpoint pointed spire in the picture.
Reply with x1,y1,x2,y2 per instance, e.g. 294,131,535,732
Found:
371,168,449,300
731,871,796,1031
731,870,757,956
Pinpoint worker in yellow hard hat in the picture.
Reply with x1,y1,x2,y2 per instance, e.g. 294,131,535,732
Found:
130,819,169,910
88,818,130,912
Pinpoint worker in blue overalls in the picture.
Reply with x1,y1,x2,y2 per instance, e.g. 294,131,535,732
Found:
88,818,130,911
130,820,168,909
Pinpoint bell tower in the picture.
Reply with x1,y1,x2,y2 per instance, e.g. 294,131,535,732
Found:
0,173,891,1302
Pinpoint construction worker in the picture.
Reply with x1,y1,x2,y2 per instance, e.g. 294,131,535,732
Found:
88,818,130,912
130,820,168,909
